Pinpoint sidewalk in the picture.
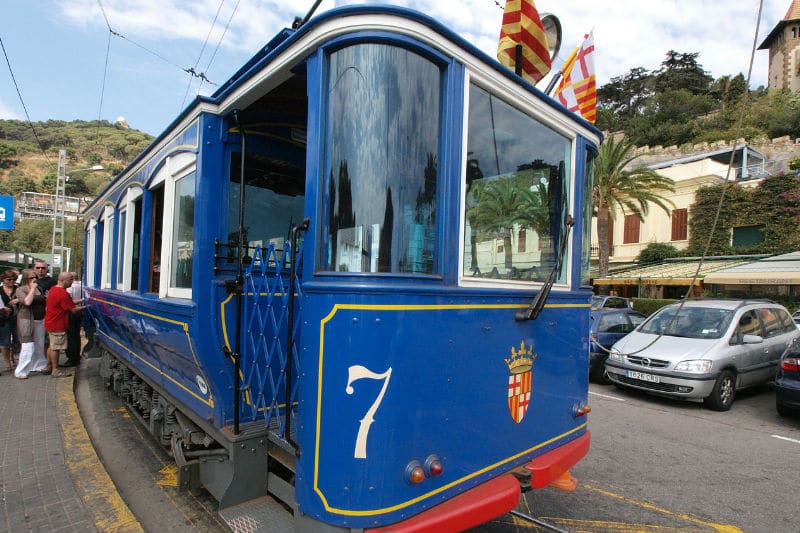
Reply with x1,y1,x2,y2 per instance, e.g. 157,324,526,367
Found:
0,362,141,532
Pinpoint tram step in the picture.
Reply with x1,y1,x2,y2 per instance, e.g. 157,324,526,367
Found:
268,443,296,474
219,495,293,533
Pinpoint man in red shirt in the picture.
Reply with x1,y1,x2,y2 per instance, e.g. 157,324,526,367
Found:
45,272,86,377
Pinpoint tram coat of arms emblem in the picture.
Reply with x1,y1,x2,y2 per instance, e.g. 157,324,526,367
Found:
505,341,537,423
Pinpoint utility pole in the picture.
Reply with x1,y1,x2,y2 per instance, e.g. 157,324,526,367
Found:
51,149,67,275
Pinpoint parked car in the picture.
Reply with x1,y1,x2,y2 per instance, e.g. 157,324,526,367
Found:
589,308,647,384
591,295,631,310
605,299,800,411
775,339,800,416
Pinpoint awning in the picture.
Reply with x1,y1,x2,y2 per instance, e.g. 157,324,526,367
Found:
703,252,800,285
593,257,758,287
703,271,800,285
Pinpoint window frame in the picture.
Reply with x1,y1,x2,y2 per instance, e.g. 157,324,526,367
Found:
458,73,578,289
101,205,115,289
86,219,97,287
155,152,196,299
671,208,688,241
116,188,143,291
623,214,640,244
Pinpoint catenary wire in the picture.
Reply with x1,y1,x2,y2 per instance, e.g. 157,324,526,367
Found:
0,36,50,162
180,0,228,109
596,0,766,360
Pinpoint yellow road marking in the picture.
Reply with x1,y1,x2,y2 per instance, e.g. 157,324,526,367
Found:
157,464,179,487
57,375,143,532
580,482,742,532
508,480,742,532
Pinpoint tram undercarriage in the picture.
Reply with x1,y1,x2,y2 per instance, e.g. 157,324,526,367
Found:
97,348,297,514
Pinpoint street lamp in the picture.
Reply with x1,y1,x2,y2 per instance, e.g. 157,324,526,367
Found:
51,150,104,275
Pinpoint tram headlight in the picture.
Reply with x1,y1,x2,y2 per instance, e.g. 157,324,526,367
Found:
404,460,425,485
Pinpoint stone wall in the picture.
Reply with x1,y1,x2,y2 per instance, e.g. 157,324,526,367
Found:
625,136,800,174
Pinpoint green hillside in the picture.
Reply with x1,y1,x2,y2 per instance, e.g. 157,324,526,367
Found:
0,119,153,198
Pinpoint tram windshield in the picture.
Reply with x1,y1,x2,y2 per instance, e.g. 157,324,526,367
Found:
321,43,440,274
463,84,572,283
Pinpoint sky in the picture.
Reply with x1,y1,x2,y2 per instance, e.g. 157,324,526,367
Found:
0,0,790,137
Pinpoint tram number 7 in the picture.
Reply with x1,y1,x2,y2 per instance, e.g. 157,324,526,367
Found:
346,365,392,459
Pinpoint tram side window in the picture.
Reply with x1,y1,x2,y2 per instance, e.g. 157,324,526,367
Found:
116,209,126,287
462,83,571,283
171,171,194,289
130,197,142,291
149,185,164,293
101,208,114,288
86,220,97,287
321,43,440,274
581,147,596,286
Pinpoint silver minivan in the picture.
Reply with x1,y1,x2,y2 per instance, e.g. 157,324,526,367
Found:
605,299,800,411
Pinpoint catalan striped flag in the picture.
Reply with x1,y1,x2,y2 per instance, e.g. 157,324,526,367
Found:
497,0,552,84
554,32,597,123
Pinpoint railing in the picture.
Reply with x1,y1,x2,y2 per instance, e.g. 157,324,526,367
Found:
239,241,304,442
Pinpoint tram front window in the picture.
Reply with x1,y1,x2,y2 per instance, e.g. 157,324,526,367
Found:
321,43,440,274
463,84,572,283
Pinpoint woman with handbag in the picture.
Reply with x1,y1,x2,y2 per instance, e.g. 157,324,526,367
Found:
0,269,19,373
14,269,46,379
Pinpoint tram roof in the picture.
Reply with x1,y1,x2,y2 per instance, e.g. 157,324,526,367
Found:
87,4,601,215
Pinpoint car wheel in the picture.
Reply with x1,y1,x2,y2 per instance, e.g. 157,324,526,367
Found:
590,366,612,385
704,370,736,411
776,399,795,417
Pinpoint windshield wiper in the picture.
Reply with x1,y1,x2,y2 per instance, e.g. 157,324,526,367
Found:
515,215,574,322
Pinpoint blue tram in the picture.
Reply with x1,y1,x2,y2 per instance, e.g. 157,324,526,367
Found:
82,5,600,531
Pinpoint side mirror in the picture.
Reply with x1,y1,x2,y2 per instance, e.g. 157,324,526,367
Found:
742,334,763,344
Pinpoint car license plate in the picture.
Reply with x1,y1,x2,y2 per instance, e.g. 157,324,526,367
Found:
626,370,660,383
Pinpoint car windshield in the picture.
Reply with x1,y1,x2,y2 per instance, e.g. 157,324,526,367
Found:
639,306,734,339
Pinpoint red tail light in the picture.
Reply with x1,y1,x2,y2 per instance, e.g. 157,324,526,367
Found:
782,357,800,372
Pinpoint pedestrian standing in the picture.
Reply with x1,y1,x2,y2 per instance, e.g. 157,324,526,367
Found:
64,273,84,367
0,270,20,372
33,260,56,294
45,272,86,377
14,270,45,379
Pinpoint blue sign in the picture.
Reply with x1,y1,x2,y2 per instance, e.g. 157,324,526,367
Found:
0,196,13,230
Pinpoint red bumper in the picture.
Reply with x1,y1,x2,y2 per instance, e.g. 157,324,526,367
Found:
366,431,590,532
365,473,520,533
526,431,591,488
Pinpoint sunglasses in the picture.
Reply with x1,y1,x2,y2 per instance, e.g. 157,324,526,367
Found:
34,266,47,270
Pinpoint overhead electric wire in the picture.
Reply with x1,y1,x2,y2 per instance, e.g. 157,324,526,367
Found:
95,0,217,84
682,0,763,298
598,0,766,360
94,28,112,142
201,0,242,88
0,35,50,162
180,0,227,109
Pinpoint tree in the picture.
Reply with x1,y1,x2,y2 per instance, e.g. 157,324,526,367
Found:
637,242,679,264
653,51,712,95
0,171,38,196
0,141,18,169
593,136,675,276
467,177,522,269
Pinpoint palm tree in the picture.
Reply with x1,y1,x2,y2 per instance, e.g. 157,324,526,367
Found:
467,177,520,270
594,136,675,277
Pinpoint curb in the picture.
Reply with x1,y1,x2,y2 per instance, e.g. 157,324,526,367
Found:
56,367,143,532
